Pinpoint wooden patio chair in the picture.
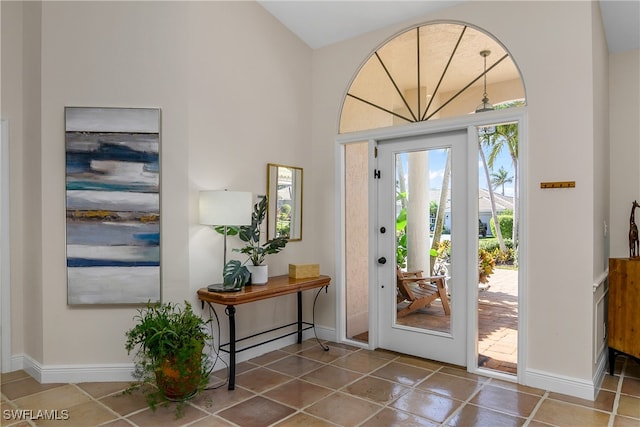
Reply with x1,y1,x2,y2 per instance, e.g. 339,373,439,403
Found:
396,267,450,317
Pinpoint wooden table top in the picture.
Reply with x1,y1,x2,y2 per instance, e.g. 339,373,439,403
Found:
197,274,331,305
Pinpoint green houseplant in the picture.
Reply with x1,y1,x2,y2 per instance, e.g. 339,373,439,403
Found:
124,301,211,417
229,196,288,284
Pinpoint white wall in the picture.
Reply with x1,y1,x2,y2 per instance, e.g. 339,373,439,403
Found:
5,1,315,372
312,0,602,388
610,49,640,258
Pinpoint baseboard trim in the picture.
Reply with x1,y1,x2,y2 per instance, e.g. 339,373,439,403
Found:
525,367,596,401
16,353,134,384
10,326,337,384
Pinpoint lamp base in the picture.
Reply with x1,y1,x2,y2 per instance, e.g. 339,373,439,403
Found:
207,283,241,293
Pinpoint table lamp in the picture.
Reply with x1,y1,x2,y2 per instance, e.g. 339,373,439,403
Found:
199,190,252,291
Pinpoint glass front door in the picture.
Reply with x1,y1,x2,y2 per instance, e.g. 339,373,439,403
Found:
377,130,468,365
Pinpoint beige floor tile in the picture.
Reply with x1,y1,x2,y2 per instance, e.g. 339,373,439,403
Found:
613,414,640,427
217,395,295,427
617,395,640,419
265,355,325,377
99,387,150,417
439,366,489,383
301,365,362,390
187,414,236,426
396,355,444,371
96,419,135,427
305,391,382,426
417,372,482,401
125,403,208,427
360,407,439,426
280,339,320,354
533,398,611,426
525,420,556,427
330,351,390,374
446,403,526,427
489,378,545,396
1,377,64,401
1,371,30,384
391,389,461,423
272,412,336,426
624,360,640,379
297,345,351,364
76,382,131,399
469,384,540,417
13,384,91,412
235,367,292,393
264,379,332,409
189,383,255,413
371,361,432,386
601,374,621,392
548,390,615,412
621,377,640,397
249,350,289,366
36,400,116,426
344,376,411,405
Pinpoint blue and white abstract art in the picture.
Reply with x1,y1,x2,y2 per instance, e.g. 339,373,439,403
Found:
65,107,161,304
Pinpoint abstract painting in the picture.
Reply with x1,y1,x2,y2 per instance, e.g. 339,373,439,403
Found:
65,107,161,304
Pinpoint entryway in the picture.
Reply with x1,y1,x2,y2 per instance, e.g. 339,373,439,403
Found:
338,112,525,381
335,20,526,380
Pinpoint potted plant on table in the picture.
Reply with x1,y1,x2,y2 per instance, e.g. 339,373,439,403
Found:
124,301,211,418
229,196,288,285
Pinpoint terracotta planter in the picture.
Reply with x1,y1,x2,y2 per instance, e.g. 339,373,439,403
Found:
155,344,203,401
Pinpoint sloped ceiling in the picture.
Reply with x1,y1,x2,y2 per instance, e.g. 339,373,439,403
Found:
258,0,639,53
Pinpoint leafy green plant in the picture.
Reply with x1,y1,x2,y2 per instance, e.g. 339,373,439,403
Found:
234,196,288,266
124,301,211,417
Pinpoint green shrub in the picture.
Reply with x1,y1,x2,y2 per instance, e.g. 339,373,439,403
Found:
490,215,513,239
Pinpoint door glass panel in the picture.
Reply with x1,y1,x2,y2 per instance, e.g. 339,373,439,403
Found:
477,123,519,375
345,142,369,343
395,147,451,334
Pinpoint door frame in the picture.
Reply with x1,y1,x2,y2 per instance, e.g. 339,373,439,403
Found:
335,109,527,383
1,118,11,373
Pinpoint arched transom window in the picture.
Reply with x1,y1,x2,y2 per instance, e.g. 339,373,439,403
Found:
339,22,525,133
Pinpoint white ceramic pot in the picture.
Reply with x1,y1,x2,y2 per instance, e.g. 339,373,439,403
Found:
247,264,268,285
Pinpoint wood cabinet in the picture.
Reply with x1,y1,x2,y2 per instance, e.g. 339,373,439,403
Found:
608,258,640,374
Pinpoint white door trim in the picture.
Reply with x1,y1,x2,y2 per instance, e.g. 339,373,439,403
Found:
335,109,527,385
1,118,11,373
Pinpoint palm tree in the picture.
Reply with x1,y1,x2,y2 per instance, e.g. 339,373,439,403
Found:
430,151,451,273
479,135,507,252
490,166,513,196
487,122,519,244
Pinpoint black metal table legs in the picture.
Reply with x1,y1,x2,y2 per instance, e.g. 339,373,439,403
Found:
225,305,236,390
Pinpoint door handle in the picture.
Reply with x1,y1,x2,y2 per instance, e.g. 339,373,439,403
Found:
378,257,387,265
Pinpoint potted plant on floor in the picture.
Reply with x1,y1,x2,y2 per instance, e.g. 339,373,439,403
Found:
231,196,288,284
124,301,211,417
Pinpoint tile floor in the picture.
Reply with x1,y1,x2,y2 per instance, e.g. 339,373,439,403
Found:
2,339,639,427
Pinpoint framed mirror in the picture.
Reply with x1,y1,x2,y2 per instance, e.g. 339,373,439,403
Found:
267,163,303,241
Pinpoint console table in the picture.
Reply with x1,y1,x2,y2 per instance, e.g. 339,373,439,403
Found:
197,274,331,389
608,258,640,374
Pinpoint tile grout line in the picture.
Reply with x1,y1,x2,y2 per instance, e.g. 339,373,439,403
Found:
608,357,626,427
523,390,550,426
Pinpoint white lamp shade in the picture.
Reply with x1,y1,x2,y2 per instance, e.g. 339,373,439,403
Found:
199,190,252,226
